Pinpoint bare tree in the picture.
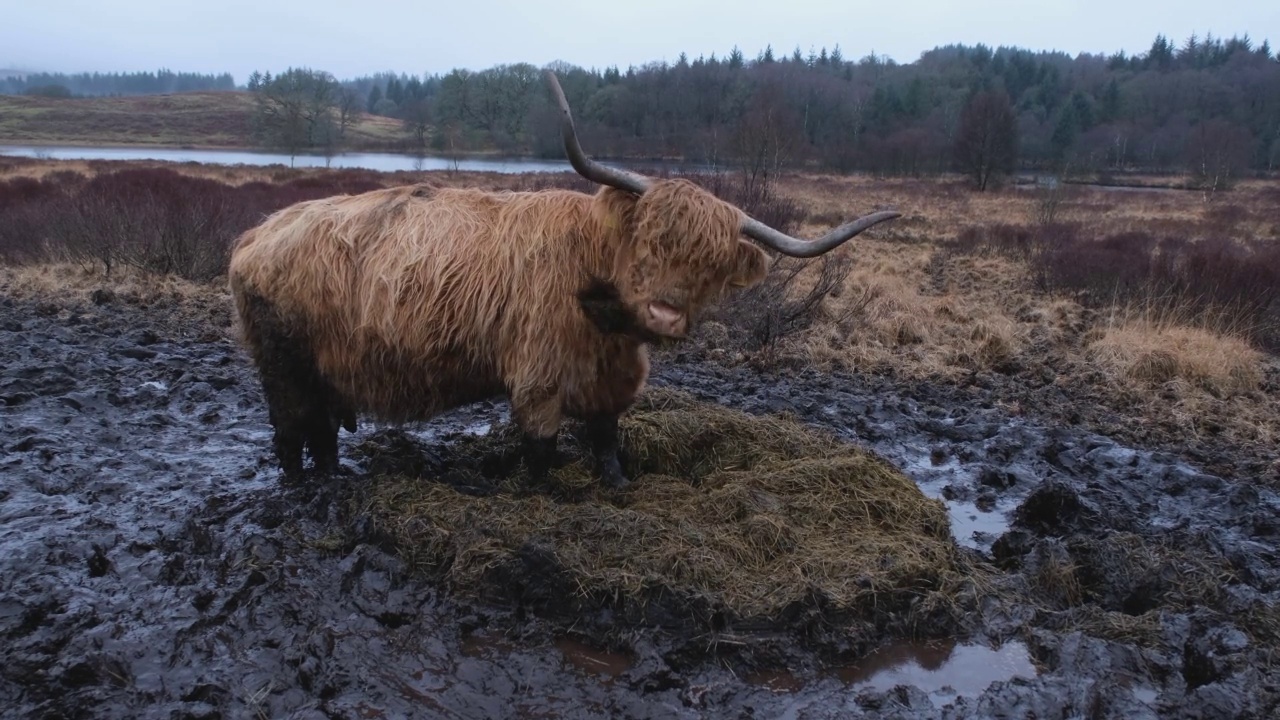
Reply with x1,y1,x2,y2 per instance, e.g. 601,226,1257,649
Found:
732,79,803,198
402,98,433,150
952,90,1018,191
337,88,360,140
1184,118,1253,195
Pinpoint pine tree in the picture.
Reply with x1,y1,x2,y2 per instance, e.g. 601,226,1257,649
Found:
1099,79,1121,122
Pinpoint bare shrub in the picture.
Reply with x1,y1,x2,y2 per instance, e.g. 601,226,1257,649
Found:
507,172,596,194
645,167,807,236
1034,182,1074,225
59,169,244,280
0,176,77,264
655,167,818,352
710,253,853,351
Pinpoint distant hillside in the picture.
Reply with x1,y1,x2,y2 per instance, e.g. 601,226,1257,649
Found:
0,91,407,151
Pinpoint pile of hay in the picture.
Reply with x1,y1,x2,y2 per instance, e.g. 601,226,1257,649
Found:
358,389,966,628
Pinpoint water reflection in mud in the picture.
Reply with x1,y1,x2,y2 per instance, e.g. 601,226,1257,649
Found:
740,639,1038,708
555,637,634,680
745,669,807,693
835,639,1038,707
1132,684,1159,707
877,441,1019,551
459,630,518,659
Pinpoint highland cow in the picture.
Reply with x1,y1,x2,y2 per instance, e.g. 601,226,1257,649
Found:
228,70,900,488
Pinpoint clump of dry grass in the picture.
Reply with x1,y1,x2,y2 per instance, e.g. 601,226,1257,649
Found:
359,388,972,626
790,242,1026,376
0,262,235,340
1041,530,1244,648
0,262,226,306
1088,312,1263,398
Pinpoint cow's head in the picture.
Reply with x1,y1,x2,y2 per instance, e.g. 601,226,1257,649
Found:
546,70,901,342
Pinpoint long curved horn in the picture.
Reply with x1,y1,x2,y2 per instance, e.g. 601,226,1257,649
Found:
740,210,903,258
545,68,902,256
544,70,650,195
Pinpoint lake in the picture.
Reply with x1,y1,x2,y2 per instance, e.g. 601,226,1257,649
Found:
0,144,582,174
0,144,711,175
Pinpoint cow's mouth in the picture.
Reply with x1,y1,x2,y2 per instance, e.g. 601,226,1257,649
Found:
645,300,687,338
576,279,688,343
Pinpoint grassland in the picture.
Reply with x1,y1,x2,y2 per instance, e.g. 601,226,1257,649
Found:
0,91,406,150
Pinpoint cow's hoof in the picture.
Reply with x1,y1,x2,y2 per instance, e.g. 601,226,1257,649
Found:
599,458,630,489
279,463,307,486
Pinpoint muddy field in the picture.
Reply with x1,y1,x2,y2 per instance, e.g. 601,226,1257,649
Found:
2,287,1279,720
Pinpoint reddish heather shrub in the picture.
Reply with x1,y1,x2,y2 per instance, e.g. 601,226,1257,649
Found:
1204,203,1247,229
507,172,597,194
0,167,389,280
58,168,242,279
0,177,79,264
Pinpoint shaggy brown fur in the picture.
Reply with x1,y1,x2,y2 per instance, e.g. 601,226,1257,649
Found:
229,178,768,485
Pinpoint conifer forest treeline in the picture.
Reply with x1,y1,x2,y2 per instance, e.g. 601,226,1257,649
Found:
6,33,1279,182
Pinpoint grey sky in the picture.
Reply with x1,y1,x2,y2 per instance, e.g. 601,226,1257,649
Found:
3,0,1276,82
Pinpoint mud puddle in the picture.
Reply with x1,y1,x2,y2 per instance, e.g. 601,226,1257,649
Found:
3,295,1279,719
832,639,1037,707
744,639,1037,710
555,638,634,681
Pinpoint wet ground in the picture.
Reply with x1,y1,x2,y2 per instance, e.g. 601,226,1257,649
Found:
2,291,1279,719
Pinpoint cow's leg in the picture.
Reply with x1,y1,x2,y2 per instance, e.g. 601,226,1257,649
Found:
582,413,628,489
521,433,558,486
263,389,305,481
239,290,340,481
260,354,337,480
303,399,341,476
511,387,562,487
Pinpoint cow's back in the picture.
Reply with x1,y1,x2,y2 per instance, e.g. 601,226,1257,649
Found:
229,183,605,421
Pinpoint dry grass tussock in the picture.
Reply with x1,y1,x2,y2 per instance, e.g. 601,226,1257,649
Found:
0,262,227,306
359,388,978,626
739,237,1027,377
0,262,235,340
1088,310,1263,398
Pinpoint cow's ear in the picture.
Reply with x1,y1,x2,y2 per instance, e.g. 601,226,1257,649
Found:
727,240,769,289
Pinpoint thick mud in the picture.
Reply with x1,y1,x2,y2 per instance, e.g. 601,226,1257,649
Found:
2,291,1279,719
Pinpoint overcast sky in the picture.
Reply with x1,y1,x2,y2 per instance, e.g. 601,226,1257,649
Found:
2,0,1276,82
